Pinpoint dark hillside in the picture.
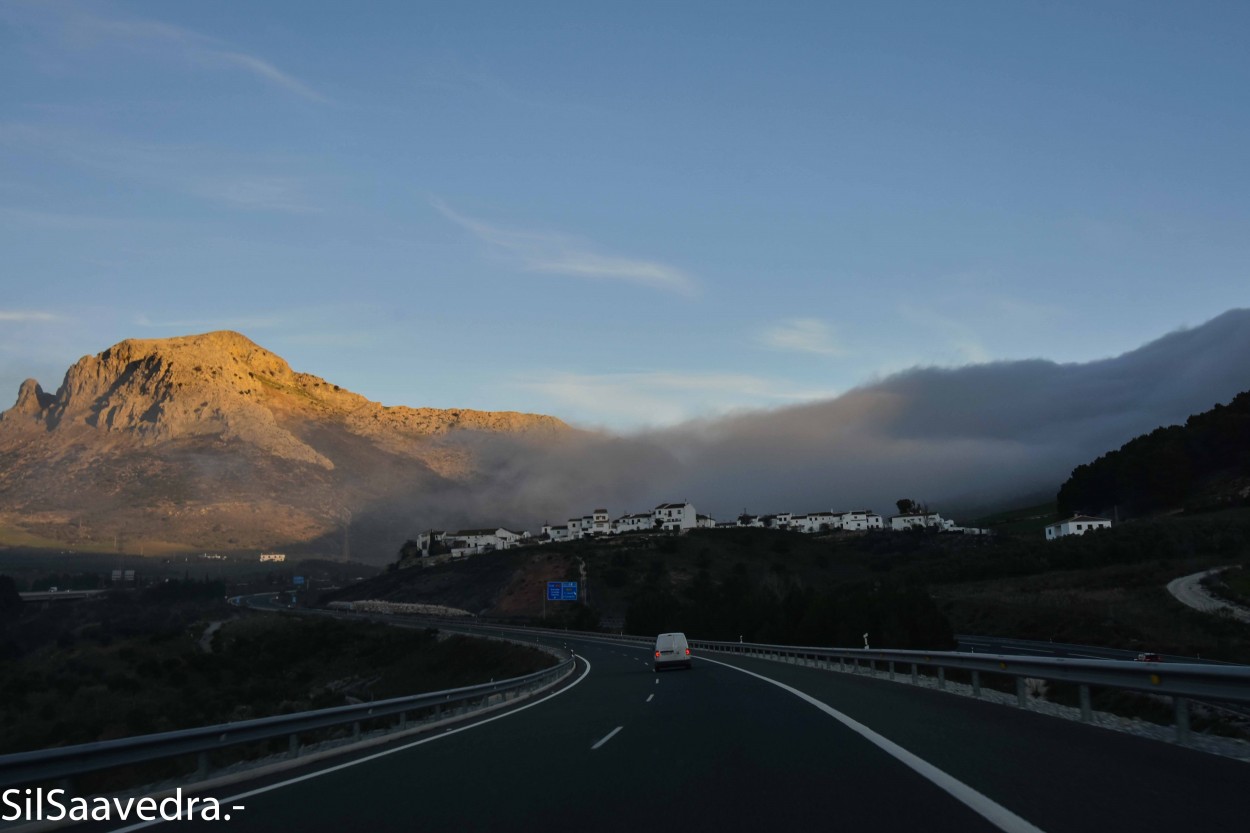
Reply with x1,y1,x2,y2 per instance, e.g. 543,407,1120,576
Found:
328,510,1250,662
1057,390,1250,518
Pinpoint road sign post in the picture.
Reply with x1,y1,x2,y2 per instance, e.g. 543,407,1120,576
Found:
545,582,578,619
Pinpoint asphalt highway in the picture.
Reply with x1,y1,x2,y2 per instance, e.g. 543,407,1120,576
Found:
90,631,1245,833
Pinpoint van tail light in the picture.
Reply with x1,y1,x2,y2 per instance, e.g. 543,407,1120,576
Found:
685,648,691,656
655,651,660,658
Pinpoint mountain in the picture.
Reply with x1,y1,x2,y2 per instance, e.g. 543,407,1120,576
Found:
0,332,571,559
4,310,1250,562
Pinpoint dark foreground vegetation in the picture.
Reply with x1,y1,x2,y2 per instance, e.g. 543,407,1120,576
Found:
0,580,553,756
356,506,1250,667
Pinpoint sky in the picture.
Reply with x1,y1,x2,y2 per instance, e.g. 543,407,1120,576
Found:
2,1,1248,432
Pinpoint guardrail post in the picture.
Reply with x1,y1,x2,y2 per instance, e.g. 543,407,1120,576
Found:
1174,697,1190,744
196,751,210,779
971,670,981,697
1079,685,1092,722
399,711,407,731
888,661,895,681
289,733,300,757
853,657,859,673
353,721,361,740
937,667,945,690
839,658,845,672
1016,677,1027,708
910,663,918,684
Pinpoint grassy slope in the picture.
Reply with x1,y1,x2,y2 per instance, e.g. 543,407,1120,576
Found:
0,590,553,755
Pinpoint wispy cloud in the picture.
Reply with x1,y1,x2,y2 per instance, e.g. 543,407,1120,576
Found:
899,304,991,364
519,370,836,428
1,123,318,212
433,199,698,296
759,318,847,357
12,2,328,103
197,51,330,104
0,310,60,323
184,175,317,213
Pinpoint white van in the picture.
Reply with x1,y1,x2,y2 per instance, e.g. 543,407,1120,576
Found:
653,632,692,671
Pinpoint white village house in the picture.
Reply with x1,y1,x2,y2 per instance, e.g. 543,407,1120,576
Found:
416,527,524,557
418,497,985,561
1044,515,1112,540
654,502,698,531
889,511,955,532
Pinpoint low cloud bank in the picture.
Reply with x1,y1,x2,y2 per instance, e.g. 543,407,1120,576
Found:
653,308,1250,520
460,309,1250,527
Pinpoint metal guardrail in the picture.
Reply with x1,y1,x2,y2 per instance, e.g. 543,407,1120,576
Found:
0,654,574,790
407,617,1250,744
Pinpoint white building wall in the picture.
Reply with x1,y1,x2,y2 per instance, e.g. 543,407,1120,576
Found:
1045,516,1111,539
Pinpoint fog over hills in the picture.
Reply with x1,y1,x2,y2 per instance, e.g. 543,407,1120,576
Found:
510,309,1250,523
1,311,1248,561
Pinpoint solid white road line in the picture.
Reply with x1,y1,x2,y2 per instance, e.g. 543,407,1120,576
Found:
591,726,624,750
106,657,595,832
698,655,1046,833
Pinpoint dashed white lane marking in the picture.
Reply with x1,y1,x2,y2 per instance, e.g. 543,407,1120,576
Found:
106,658,595,832
698,655,1046,833
655,678,659,684
591,726,624,750
646,694,654,703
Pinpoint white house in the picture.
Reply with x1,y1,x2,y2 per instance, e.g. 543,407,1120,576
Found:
889,512,946,531
654,502,697,530
591,509,611,536
614,512,653,533
696,514,717,528
838,510,883,531
806,511,840,532
540,523,569,543
446,527,522,554
566,517,590,540
1044,515,1111,540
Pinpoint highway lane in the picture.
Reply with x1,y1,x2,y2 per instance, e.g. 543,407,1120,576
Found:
106,637,1008,833
95,633,1245,833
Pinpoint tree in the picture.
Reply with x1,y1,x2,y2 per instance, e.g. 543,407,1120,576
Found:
397,540,424,561
0,575,20,623
896,499,916,515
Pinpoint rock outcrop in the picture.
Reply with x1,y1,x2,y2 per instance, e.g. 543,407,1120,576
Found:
0,331,571,558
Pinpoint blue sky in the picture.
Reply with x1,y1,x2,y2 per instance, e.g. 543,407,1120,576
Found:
2,0,1247,431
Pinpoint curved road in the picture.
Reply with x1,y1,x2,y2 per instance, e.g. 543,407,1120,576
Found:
91,631,1246,833
1166,567,1250,624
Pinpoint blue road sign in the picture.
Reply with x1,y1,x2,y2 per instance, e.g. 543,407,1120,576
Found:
547,581,578,601
293,576,305,586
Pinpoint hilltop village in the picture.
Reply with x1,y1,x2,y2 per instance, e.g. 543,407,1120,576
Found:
410,502,992,560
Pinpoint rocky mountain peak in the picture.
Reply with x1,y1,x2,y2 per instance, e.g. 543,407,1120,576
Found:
0,331,573,556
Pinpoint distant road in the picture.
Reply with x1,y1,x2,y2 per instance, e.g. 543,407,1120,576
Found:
114,629,1250,833
1166,567,1250,624
17,589,106,603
